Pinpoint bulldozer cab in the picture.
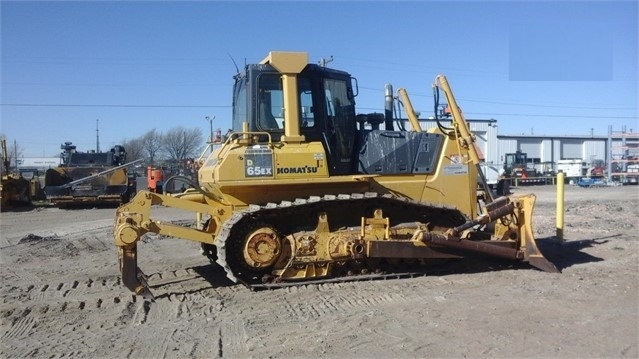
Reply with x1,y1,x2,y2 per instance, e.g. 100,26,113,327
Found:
232,57,357,175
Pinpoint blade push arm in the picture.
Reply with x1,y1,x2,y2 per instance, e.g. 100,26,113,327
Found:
114,190,222,298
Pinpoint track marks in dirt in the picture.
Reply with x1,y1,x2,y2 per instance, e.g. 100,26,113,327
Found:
124,327,176,359
275,283,410,320
211,281,429,356
2,276,123,303
219,319,250,358
0,275,143,356
0,265,41,285
0,294,140,358
147,267,206,293
1,309,36,340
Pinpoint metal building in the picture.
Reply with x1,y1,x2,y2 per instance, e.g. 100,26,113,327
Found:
417,118,499,162
402,118,635,183
495,134,608,165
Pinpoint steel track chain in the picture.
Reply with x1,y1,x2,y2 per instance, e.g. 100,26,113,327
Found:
214,192,469,289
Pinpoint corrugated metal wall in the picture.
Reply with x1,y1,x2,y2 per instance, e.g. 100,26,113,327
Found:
485,123,499,165
583,140,606,161
411,118,608,167
497,136,607,167
541,139,553,162
518,140,542,158
552,139,562,163
561,140,583,159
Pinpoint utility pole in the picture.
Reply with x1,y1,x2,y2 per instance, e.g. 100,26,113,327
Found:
96,119,100,153
14,139,18,171
205,116,215,143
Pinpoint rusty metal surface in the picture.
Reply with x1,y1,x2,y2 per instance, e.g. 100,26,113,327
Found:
419,232,520,260
368,240,463,259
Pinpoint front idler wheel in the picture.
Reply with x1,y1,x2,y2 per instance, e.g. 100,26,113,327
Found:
243,227,282,269
226,222,284,283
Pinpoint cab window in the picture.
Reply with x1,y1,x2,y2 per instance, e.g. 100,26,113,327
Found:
258,75,315,130
257,75,284,130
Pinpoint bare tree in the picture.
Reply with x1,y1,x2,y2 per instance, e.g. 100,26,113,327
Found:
141,129,163,166
162,127,204,165
120,137,145,163
0,133,23,171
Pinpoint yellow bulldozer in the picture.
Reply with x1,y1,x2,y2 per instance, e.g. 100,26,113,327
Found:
1,137,32,210
114,51,557,298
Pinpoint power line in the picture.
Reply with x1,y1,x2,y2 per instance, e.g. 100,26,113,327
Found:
459,98,635,110
358,86,636,111
356,106,637,120
0,103,230,108
464,112,636,119
3,104,635,120
2,81,225,87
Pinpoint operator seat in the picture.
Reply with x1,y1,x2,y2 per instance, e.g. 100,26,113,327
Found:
259,97,279,129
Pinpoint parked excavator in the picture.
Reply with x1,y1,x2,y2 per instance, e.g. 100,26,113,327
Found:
114,51,558,298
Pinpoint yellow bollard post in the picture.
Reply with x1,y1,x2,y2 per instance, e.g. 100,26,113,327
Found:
556,172,565,241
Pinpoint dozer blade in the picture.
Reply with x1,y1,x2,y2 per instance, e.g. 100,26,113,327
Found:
528,254,560,273
416,193,559,273
514,193,559,273
522,231,559,273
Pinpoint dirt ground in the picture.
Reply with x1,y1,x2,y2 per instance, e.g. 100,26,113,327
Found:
1,184,637,358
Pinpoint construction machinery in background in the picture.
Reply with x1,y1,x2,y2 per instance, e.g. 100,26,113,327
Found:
147,130,227,194
494,150,548,195
588,159,606,178
503,151,544,182
18,167,45,201
146,165,193,194
146,166,166,193
44,142,142,208
114,51,558,298
1,137,33,210
503,150,560,187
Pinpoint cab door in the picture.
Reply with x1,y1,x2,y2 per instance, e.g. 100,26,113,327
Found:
323,77,356,175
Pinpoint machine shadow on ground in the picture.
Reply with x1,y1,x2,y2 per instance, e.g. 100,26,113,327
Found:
150,265,236,299
415,235,607,275
536,235,615,270
191,264,236,288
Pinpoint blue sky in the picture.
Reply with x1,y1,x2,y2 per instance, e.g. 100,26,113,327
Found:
1,0,637,157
